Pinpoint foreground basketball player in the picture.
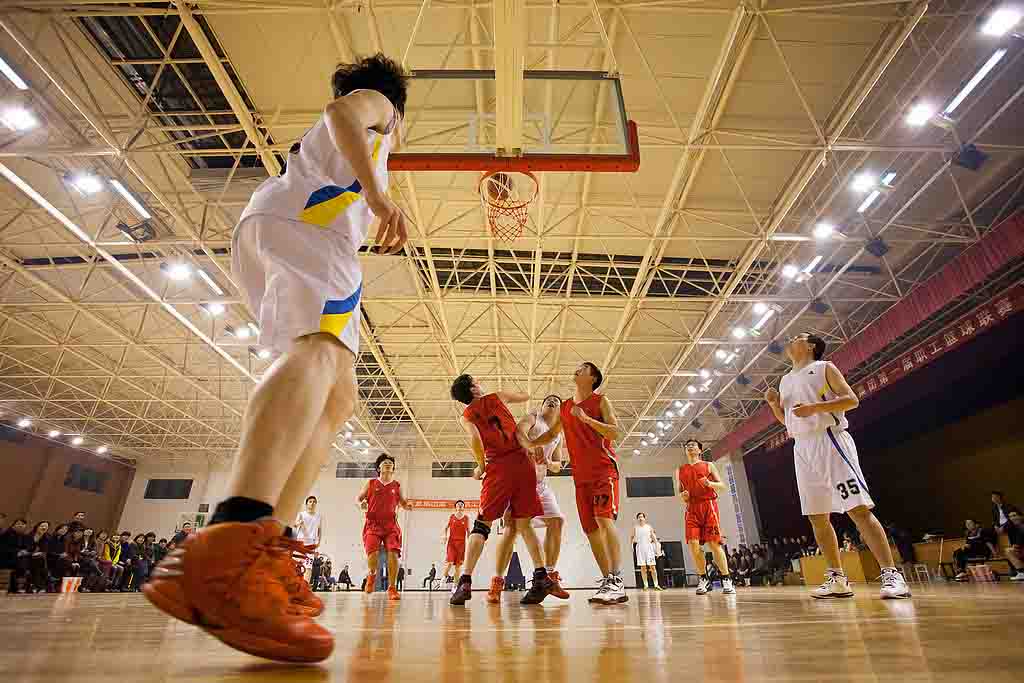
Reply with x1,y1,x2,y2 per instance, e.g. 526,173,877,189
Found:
765,333,910,600
358,453,410,601
488,395,570,602
529,362,627,605
677,439,734,596
143,54,409,662
449,375,553,606
442,500,470,584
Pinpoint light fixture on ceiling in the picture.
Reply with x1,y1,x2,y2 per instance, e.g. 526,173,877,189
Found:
67,172,103,196
48,429,61,438
802,255,823,275
753,307,776,332
641,440,648,447
752,302,768,315
715,349,728,361
680,401,692,412
17,417,31,428
945,49,1008,115
247,323,260,336
812,222,834,239
699,368,710,379
851,172,877,193
651,437,659,445
201,302,225,316
228,324,251,339
71,436,84,446
109,179,152,220
196,268,224,296
656,421,665,429
633,449,640,455
665,410,674,418
731,327,747,339
345,422,353,431
256,348,272,360
162,262,192,281
97,445,108,455
781,264,799,279
982,7,1021,37
905,101,936,127
0,55,29,90
673,400,684,409
0,106,38,131
881,171,897,188
647,432,655,438
857,190,881,214
687,385,697,394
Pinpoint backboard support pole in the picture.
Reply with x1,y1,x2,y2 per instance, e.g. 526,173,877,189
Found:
493,0,526,156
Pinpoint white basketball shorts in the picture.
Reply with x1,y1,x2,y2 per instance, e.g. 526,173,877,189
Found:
232,214,363,357
794,428,874,516
530,481,563,527
635,543,657,567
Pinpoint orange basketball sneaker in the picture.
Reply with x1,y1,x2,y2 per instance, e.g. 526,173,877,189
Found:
143,519,334,663
547,570,570,599
363,574,375,593
278,542,325,617
387,586,401,601
486,576,505,603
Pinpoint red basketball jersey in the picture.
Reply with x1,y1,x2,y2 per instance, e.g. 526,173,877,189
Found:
560,393,617,482
366,479,402,522
447,514,469,541
462,393,526,461
678,461,717,502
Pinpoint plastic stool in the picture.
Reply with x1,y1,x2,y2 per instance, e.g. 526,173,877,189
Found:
912,564,931,583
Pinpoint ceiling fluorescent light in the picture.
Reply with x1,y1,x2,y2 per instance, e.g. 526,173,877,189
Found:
0,106,37,131
881,172,897,187
673,370,699,377
197,268,224,296
852,173,877,193
982,7,1021,36
110,179,152,220
752,308,776,331
905,102,935,127
945,49,1008,115
0,55,29,90
781,264,799,279
769,233,809,242
857,190,881,214
802,255,823,274
0,164,91,242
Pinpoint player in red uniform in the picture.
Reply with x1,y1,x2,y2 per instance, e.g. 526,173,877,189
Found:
442,500,470,584
677,439,734,595
528,362,627,605
357,453,410,601
448,374,553,606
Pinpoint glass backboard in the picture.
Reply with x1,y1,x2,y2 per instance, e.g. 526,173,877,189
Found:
389,70,639,173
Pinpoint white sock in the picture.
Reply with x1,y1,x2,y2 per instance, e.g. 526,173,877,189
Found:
546,565,554,571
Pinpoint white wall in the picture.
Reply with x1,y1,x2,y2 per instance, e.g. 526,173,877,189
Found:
118,451,760,588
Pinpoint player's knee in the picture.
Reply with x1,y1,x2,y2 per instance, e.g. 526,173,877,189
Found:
847,505,873,524
472,519,491,540
547,517,563,532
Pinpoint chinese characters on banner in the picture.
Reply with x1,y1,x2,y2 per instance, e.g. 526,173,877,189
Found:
406,499,480,510
760,282,1022,453
725,463,747,546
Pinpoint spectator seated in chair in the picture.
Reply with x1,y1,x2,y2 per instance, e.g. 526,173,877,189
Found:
1005,510,1024,581
338,564,353,591
953,519,999,581
991,491,1020,535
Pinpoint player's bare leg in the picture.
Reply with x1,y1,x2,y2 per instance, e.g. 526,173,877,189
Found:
848,505,910,599
488,517,517,603
709,541,733,593
687,540,713,595
544,517,563,568
597,518,621,573
516,519,554,605
807,513,853,599
365,550,381,593
386,551,401,600
451,519,489,605
638,566,649,589
585,529,611,577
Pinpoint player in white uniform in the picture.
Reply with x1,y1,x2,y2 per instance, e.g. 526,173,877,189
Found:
486,395,571,602
144,55,410,662
765,333,910,600
294,495,324,579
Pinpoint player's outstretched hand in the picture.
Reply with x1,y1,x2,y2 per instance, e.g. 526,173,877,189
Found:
368,190,408,255
472,465,484,480
764,387,780,404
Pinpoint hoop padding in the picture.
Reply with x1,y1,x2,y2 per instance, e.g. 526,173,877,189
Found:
479,170,538,243
389,120,641,173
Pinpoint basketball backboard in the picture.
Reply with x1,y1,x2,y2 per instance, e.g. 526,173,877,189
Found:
388,70,639,173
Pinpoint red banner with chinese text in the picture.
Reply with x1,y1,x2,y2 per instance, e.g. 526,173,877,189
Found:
760,282,1023,453
406,499,480,510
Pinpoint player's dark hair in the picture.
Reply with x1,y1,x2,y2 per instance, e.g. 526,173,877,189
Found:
451,374,475,405
543,394,561,405
375,453,395,471
635,512,646,520
807,334,826,360
582,362,603,389
331,53,410,117
992,490,1004,497
684,438,704,452
306,495,317,504
455,500,465,508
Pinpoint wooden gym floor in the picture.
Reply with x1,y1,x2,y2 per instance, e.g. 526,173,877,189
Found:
2,583,1023,682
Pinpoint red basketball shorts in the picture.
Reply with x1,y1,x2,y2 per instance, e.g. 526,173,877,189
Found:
446,539,466,564
478,455,543,522
685,499,721,544
575,472,620,534
363,519,402,556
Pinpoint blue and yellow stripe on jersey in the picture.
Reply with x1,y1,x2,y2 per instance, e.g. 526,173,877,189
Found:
298,136,384,228
319,283,363,338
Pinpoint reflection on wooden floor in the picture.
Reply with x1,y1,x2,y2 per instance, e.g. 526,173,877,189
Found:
3,584,1024,682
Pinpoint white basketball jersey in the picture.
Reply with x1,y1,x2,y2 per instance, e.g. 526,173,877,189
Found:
295,510,322,545
779,360,849,437
528,411,562,483
240,90,396,238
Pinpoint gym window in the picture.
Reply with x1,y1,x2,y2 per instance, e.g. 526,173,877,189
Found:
625,476,675,498
336,462,377,478
64,464,109,494
144,479,193,500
